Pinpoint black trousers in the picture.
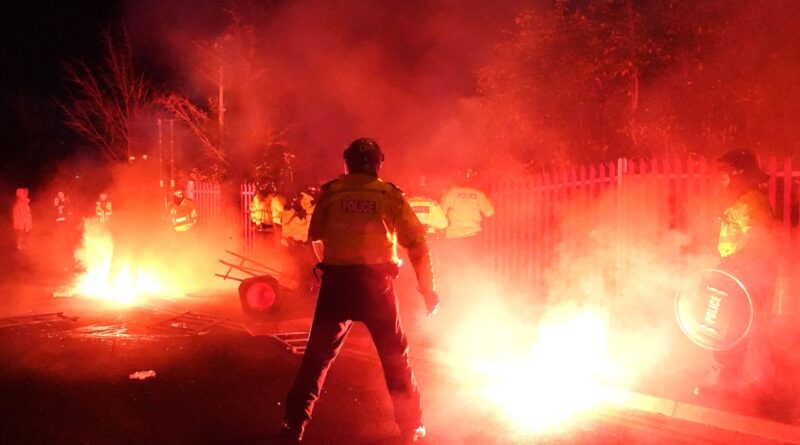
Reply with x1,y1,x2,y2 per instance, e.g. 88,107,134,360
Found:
285,263,422,430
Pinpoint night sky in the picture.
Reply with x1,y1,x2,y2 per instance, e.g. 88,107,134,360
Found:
0,0,121,186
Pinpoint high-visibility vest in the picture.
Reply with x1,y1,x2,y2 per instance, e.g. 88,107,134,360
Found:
170,198,198,232
250,193,271,226
408,196,448,234
308,173,426,265
718,189,774,258
440,185,494,239
95,200,113,223
250,193,287,226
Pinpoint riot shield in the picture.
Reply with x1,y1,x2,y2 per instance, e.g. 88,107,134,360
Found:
674,269,754,351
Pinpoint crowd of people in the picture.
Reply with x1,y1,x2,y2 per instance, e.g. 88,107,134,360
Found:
10,184,199,275
250,171,495,252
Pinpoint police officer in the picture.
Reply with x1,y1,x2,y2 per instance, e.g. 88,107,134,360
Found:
53,191,69,222
281,138,439,443
695,149,777,399
53,190,73,270
440,170,494,240
407,194,448,236
95,192,113,223
250,183,287,232
13,188,32,250
169,188,198,232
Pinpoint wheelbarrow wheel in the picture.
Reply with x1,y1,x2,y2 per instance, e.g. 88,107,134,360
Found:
238,275,281,318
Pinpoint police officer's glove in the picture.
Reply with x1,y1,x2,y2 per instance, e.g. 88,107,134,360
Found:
419,288,440,317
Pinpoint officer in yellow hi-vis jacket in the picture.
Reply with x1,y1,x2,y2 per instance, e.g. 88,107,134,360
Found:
717,170,773,260
95,192,112,223
250,184,286,232
408,195,448,235
441,178,494,239
695,149,777,400
281,138,438,444
169,188,197,232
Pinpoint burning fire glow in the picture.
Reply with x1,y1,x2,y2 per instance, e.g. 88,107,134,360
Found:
471,309,619,432
72,220,168,304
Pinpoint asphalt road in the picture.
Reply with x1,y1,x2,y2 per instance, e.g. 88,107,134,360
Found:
0,282,789,445
0,240,794,445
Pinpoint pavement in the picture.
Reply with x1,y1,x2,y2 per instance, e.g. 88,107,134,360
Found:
0,248,798,444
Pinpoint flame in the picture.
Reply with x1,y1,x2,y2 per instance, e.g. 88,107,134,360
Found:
470,309,619,433
72,220,169,304
477,310,614,431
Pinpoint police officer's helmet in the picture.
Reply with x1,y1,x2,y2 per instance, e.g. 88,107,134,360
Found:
256,181,276,194
304,184,320,198
344,138,384,175
717,149,769,182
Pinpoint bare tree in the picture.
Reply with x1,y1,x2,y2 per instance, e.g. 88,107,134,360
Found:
159,8,286,178
159,93,229,166
57,27,153,161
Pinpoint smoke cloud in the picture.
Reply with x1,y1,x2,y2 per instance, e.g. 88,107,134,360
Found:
124,0,525,185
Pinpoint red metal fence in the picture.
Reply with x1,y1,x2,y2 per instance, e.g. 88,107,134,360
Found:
187,181,224,230
485,156,800,305
240,183,258,251
195,156,800,311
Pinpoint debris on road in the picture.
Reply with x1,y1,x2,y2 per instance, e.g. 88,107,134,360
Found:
149,311,243,336
0,312,78,329
271,332,309,355
128,370,157,381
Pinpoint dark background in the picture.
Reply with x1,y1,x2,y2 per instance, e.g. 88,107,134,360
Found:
0,0,122,188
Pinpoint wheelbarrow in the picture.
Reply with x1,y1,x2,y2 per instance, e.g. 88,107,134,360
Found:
215,250,300,318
